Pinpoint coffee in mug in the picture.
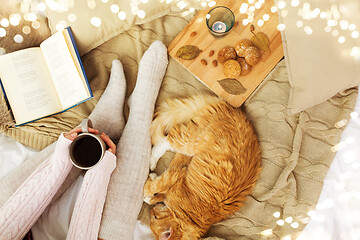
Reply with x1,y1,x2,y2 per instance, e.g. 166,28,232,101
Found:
69,119,107,170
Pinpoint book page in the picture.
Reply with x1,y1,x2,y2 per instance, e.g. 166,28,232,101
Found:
40,31,90,110
0,48,62,125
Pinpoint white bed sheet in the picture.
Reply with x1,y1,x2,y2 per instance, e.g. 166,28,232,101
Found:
1,93,360,239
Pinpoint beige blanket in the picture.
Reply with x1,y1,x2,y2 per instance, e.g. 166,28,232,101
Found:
0,10,358,240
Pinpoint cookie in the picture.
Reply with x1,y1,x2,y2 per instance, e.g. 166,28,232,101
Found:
236,57,252,75
223,59,241,78
244,46,261,66
217,47,237,64
234,39,253,57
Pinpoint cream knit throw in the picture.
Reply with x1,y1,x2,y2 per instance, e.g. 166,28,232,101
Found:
99,40,168,239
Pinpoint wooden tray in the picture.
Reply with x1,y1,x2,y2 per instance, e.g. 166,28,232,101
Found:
168,0,284,107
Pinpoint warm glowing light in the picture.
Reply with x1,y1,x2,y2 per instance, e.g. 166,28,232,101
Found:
338,36,345,43
141,0,148,3
56,20,67,31
349,24,356,31
27,13,37,22
138,10,146,19
282,235,291,240
87,0,96,9
189,7,195,13
319,12,327,19
177,0,187,9
304,26,312,35
249,6,256,12
296,21,303,28
327,19,336,27
350,112,359,118
351,31,359,39
0,18,9,28
248,0,255,4
311,8,320,18
258,19,264,27
277,23,285,31
14,34,24,43
285,216,293,223
101,0,109,2
332,30,339,37
37,2,47,12
201,1,207,7
240,3,248,14
291,222,299,228
261,229,273,236
291,0,299,7
255,2,261,9
335,119,347,128
90,17,101,27
277,1,286,9
263,14,270,21
277,219,285,226
273,211,281,218
242,19,249,25
22,26,31,34
9,14,21,26
339,20,349,30
325,26,331,32
208,1,216,7
68,13,77,22
271,6,278,13
111,4,120,13
281,9,288,18
118,11,126,20
0,28,6,37
248,16,254,23
31,21,40,29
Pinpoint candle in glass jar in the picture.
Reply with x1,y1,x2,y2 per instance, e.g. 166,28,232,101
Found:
212,21,227,33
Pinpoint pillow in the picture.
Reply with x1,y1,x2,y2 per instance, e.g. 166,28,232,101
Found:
45,0,205,56
276,0,360,114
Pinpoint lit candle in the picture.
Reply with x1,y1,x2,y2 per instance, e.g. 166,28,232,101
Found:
212,21,227,33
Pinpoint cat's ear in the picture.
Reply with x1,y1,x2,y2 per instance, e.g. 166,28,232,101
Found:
159,229,172,240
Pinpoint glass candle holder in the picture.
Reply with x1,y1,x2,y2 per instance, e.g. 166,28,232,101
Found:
206,6,235,38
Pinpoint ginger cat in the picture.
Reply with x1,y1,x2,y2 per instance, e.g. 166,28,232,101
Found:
144,94,262,240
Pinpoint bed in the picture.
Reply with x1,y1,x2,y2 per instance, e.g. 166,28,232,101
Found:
1,0,360,239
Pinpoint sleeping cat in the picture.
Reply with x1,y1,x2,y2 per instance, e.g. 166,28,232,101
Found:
144,94,262,240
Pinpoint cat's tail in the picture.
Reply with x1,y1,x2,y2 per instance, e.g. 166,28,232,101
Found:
151,94,221,145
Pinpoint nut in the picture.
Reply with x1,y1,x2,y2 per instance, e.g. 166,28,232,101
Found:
190,31,197,37
201,59,207,65
244,46,261,66
212,60,218,67
209,50,215,57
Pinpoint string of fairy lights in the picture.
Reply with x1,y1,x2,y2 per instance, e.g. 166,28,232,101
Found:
1,1,360,239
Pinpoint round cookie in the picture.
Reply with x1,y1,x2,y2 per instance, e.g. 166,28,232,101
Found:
234,39,253,57
236,57,252,76
244,46,261,66
217,47,237,64
223,59,242,78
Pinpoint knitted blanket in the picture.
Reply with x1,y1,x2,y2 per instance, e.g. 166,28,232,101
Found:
0,9,357,240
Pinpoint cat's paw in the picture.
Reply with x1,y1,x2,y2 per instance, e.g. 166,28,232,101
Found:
149,172,157,180
144,196,152,204
150,155,159,171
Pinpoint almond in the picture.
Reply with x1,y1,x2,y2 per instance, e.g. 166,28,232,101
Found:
201,59,207,65
190,31,197,37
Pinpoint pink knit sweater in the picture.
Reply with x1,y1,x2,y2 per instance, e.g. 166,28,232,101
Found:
0,133,116,240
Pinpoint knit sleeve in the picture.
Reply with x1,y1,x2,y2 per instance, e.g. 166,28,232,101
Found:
0,133,74,239
67,151,116,240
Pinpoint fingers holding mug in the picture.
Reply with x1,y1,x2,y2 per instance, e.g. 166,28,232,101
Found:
101,133,116,154
64,127,99,141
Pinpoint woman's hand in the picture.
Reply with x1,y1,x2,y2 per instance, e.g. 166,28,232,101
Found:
63,127,99,141
63,127,116,154
100,132,116,154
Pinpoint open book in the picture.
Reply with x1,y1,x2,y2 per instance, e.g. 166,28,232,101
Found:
0,27,92,126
